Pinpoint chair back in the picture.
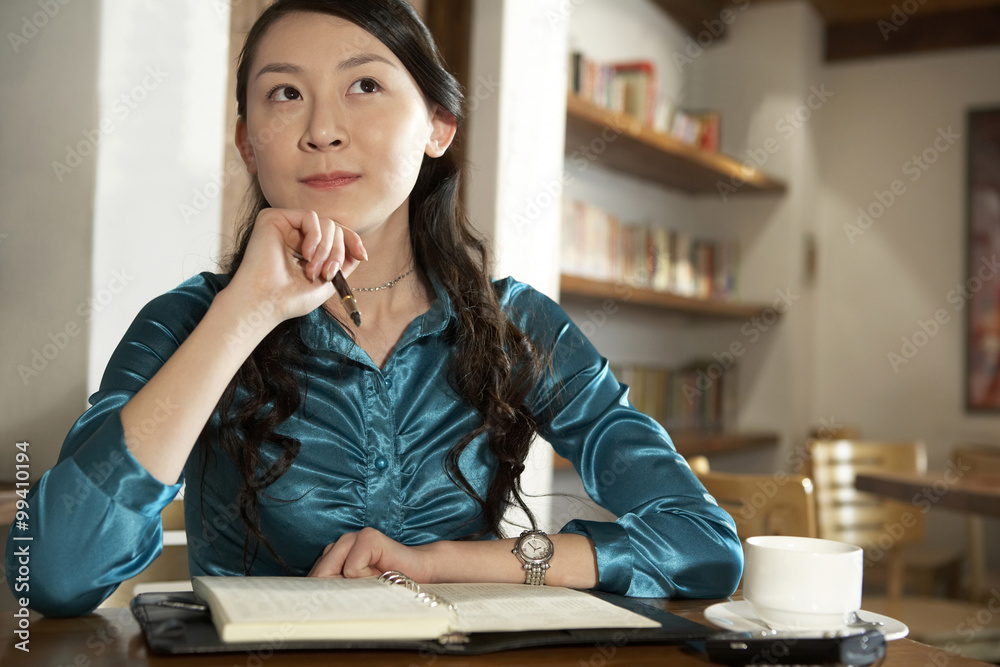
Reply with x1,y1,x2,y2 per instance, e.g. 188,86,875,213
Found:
687,455,711,476
696,471,817,539
806,440,927,550
953,443,1000,475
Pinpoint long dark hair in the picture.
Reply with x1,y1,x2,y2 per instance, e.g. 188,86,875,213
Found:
199,0,546,574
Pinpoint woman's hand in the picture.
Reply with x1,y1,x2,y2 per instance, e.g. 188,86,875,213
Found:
226,208,368,324
307,527,435,582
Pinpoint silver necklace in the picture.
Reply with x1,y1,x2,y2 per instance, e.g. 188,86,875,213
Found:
353,267,414,292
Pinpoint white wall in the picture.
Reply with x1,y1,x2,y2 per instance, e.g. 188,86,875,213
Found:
815,46,1000,464
1,0,102,478
90,0,230,396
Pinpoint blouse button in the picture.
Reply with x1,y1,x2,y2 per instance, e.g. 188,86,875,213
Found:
384,377,393,389
375,457,388,470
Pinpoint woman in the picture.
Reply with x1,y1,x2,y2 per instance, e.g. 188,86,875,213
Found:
6,0,741,617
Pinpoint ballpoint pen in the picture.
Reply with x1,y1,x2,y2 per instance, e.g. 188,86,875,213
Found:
332,270,361,327
292,252,361,327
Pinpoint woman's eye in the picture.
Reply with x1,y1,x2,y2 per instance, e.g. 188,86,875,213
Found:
268,85,301,102
348,78,382,95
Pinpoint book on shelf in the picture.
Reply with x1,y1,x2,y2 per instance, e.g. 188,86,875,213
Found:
673,232,694,297
609,360,738,434
128,572,719,655
651,226,671,291
562,200,739,301
610,60,657,128
694,240,713,300
567,50,722,148
568,52,660,128
669,110,721,152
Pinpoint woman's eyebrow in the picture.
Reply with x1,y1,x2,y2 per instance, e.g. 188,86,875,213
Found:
255,53,395,80
255,62,303,79
337,53,396,71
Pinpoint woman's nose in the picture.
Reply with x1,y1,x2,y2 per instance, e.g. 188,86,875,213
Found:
302,102,348,150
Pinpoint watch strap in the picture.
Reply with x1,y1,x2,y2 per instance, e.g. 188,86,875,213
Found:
523,562,549,585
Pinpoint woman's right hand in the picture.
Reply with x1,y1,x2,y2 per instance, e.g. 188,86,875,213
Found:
226,208,368,324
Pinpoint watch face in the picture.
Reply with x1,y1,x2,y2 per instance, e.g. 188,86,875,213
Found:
520,534,553,562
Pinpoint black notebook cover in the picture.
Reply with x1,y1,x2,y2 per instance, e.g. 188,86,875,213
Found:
130,589,717,656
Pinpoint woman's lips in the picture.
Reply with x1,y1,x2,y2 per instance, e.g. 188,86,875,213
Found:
301,175,360,190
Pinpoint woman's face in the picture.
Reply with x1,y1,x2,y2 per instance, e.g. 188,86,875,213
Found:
236,12,455,235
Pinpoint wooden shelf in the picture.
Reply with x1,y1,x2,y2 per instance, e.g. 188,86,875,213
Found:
565,94,786,195
670,430,779,456
560,273,776,320
552,431,778,469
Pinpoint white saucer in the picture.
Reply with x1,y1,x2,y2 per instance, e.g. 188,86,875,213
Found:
704,600,909,640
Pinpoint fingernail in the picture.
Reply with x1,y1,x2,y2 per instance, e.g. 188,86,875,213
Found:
325,261,341,281
362,247,369,261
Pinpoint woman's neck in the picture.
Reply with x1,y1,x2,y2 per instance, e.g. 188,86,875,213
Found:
323,213,434,327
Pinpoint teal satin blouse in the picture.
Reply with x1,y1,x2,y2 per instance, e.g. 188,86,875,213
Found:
6,272,742,617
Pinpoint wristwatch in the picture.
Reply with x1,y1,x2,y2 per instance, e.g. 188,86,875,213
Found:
512,530,554,585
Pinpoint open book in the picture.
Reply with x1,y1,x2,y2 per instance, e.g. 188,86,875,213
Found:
190,572,661,644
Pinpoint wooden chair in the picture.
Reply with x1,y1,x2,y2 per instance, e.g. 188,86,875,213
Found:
686,455,711,476
695,469,817,540
806,440,1000,661
952,444,1000,603
99,497,189,608
805,439,962,599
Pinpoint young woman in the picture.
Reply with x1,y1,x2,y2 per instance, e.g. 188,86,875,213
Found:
6,0,741,617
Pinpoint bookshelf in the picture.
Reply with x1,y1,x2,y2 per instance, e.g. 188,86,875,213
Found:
560,41,786,463
565,94,786,194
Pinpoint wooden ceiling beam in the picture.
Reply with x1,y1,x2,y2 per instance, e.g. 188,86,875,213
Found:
807,0,1000,24
649,0,729,41
824,5,1000,61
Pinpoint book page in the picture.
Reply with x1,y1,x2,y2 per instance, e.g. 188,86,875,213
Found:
423,583,661,633
192,576,452,642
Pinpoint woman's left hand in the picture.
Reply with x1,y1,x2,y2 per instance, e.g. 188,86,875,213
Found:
307,527,436,582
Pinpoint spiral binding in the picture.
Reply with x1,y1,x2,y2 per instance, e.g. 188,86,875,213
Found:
377,570,467,644
377,570,451,609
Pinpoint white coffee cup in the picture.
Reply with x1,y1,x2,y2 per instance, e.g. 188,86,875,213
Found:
742,535,863,630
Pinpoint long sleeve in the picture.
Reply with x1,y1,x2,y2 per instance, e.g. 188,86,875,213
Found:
4,273,225,617
505,281,743,599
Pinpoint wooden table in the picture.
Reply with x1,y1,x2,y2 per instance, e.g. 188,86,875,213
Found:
854,470,1000,517
1,595,992,666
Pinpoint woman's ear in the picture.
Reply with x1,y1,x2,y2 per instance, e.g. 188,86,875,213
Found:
235,117,258,175
425,104,458,158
